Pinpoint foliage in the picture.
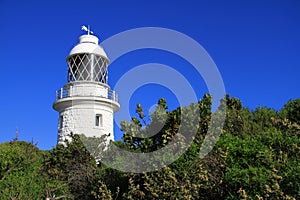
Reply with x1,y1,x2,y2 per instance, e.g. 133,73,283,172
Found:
0,141,45,199
91,180,114,200
0,95,299,199
42,133,98,200
280,98,300,124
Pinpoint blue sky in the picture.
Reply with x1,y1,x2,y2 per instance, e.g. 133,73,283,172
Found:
0,0,299,150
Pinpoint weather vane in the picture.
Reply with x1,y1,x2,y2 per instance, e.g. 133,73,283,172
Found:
81,25,93,35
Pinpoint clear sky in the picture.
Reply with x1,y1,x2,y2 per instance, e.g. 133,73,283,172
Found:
0,0,299,150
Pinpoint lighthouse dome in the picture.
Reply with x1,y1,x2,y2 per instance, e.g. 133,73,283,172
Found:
68,34,109,61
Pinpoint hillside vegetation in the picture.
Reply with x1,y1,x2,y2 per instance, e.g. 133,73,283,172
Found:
0,95,299,199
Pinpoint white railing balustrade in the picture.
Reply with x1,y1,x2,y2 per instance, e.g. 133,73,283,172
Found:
56,87,118,101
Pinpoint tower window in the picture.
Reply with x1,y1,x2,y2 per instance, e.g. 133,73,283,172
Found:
59,115,64,129
95,114,103,127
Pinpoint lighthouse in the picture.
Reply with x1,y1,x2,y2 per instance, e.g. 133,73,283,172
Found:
53,27,120,144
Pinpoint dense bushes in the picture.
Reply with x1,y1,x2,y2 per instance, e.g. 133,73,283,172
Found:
0,141,45,199
0,95,299,199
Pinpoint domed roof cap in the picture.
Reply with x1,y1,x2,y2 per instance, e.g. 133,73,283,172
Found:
67,34,109,62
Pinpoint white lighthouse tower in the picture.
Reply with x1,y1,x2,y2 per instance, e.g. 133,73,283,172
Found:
53,27,120,144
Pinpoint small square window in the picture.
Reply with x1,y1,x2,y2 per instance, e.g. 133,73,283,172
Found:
95,114,103,127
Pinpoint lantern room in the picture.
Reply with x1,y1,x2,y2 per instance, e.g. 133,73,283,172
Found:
66,34,109,83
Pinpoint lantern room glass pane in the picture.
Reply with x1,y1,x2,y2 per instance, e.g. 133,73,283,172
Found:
67,53,108,83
